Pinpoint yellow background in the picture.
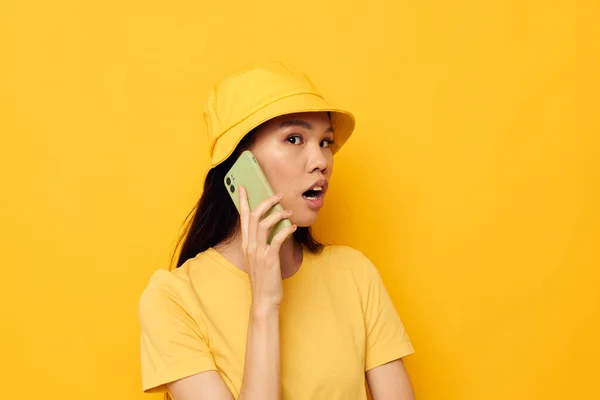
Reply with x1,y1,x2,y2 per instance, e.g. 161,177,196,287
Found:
1,0,598,399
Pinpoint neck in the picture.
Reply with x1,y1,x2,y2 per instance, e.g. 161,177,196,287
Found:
213,229,302,279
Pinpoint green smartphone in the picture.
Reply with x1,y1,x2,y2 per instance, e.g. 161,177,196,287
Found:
224,150,292,244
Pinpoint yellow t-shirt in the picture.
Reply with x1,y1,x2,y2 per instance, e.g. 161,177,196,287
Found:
138,245,414,399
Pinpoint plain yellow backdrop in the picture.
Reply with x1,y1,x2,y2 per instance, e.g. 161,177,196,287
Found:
1,0,598,399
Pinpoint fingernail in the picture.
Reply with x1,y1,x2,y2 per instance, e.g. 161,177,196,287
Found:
276,193,283,198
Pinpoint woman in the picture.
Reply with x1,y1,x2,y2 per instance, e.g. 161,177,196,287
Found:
138,62,416,400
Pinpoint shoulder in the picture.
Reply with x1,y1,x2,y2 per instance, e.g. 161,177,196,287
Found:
315,244,380,281
138,251,214,315
319,244,365,257
139,261,192,299
138,268,188,322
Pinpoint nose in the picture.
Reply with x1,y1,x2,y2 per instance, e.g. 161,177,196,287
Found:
306,143,329,174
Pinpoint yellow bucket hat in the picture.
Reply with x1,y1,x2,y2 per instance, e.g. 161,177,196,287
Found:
204,62,356,168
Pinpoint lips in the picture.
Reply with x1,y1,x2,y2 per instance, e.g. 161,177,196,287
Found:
301,179,328,210
302,185,324,200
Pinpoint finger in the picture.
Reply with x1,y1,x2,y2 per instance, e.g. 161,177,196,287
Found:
257,209,292,245
268,224,298,254
251,193,284,222
238,186,250,249
249,193,283,247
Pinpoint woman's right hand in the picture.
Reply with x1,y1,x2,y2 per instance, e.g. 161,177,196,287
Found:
238,186,297,311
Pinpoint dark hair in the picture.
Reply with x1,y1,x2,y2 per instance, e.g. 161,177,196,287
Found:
171,127,325,268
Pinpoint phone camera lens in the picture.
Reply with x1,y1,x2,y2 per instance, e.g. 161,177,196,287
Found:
226,177,231,185
230,185,235,193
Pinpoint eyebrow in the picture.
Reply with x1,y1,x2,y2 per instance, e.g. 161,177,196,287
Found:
279,119,334,133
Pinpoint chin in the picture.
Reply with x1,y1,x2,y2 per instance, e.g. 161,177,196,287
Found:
290,214,318,228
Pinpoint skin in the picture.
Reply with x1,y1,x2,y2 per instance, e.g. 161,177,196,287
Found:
167,112,416,400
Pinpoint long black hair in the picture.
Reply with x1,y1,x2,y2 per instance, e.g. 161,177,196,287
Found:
172,126,325,268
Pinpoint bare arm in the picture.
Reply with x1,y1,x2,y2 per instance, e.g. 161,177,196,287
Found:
366,358,416,400
237,306,280,399
167,187,294,400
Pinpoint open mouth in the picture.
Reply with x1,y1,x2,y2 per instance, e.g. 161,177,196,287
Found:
302,187,324,201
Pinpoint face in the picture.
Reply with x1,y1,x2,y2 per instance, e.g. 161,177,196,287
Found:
248,111,334,227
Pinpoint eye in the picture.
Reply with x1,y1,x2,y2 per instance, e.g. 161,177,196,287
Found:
287,135,302,145
321,138,335,148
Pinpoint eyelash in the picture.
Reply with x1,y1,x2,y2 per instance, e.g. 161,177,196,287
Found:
287,135,335,148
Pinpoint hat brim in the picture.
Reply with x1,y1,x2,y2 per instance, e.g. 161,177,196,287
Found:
210,92,355,167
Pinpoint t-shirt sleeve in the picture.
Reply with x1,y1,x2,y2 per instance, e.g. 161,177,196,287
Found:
362,256,415,371
138,269,217,393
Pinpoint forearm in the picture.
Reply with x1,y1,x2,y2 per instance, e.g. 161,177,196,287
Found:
238,305,281,400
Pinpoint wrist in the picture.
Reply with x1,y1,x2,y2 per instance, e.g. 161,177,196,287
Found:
250,303,280,319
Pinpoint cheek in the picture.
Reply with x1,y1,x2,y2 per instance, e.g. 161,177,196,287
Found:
261,161,296,192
